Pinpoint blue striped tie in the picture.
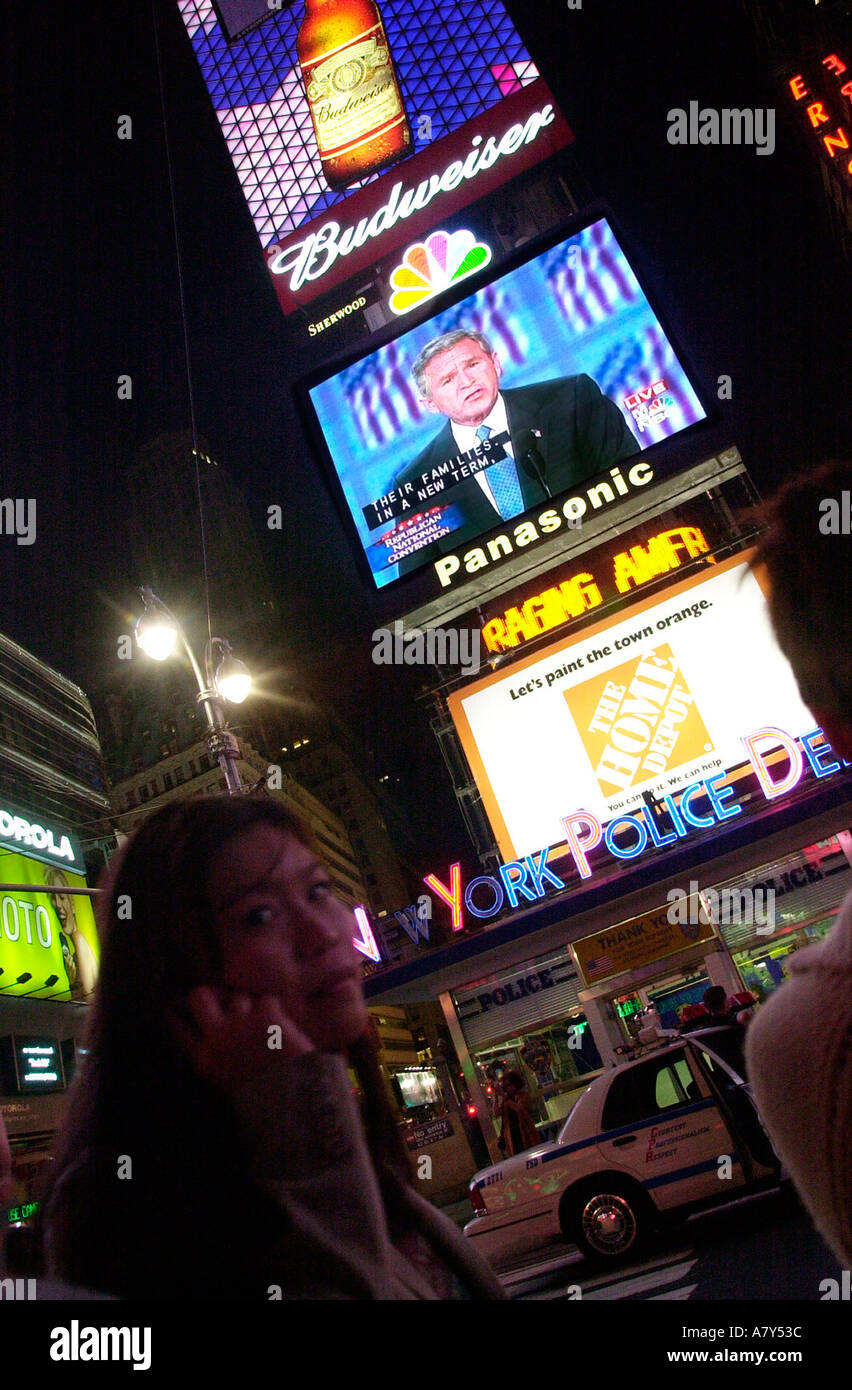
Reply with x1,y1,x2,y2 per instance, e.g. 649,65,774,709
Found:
477,425,524,520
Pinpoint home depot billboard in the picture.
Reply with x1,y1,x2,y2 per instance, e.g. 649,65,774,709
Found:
447,553,817,861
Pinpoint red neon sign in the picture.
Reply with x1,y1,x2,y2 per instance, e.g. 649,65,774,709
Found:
788,52,852,180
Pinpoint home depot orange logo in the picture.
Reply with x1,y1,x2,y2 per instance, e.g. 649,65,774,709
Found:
565,645,713,796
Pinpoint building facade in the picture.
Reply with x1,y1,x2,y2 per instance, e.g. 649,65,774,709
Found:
363,454,852,1170
0,631,111,1233
109,736,370,910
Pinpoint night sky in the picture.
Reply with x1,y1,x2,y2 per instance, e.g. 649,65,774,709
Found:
1,0,850,873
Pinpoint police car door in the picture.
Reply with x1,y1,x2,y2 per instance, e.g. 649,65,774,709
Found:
690,1036,780,1179
595,1048,741,1212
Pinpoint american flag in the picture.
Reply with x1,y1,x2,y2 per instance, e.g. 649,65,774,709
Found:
545,221,640,330
343,339,423,450
585,953,612,977
631,326,697,436
594,334,649,401
438,281,527,365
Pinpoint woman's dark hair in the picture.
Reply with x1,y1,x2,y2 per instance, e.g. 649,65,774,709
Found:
749,460,852,720
40,795,410,1296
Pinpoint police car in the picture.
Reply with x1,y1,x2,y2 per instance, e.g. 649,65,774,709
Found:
464,1028,779,1267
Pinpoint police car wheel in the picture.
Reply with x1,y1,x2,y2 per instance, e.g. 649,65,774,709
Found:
573,1186,644,1261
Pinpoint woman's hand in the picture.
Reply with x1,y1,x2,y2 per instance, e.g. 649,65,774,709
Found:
170,986,314,1093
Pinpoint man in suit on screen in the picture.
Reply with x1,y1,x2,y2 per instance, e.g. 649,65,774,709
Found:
390,328,640,574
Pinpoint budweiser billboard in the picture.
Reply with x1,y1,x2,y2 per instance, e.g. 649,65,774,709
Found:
267,80,573,311
177,1,571,313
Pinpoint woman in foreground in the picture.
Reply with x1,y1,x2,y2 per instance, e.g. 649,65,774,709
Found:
42,797,504,1300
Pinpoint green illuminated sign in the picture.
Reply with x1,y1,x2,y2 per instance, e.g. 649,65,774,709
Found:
7,1200,40,1224
615,998,642,1019
0,851,100,1000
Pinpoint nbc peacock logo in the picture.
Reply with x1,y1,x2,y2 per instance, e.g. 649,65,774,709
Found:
388,230,492,316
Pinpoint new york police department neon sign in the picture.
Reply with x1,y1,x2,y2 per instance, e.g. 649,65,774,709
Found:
425,726,846,933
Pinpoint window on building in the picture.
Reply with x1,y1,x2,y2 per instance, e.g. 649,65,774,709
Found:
163,773,173,791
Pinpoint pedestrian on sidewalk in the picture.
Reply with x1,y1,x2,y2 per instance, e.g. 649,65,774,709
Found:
498,1071,539,1155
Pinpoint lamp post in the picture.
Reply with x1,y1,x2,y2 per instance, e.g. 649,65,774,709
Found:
134,587,251,795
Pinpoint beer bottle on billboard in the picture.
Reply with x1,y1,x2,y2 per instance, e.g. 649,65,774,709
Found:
298,0,412,190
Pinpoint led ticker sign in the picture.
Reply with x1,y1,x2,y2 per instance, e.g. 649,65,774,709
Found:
7,1201,40,1225
423,724,847,934
788,52,852,185
481,524,713,654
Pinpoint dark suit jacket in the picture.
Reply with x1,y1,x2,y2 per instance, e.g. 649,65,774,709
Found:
391,374,639,573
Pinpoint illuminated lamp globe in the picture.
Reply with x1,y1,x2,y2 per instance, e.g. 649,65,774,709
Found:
216,656,251,704
135,610,178,661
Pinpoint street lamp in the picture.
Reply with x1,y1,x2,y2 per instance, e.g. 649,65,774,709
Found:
134,587,251,794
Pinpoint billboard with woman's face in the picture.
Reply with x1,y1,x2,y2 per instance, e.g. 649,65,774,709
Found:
0,853,100,1001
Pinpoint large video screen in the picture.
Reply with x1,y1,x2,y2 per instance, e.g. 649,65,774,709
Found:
178,0,539,248
447,554,816,862
306,216,707,588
